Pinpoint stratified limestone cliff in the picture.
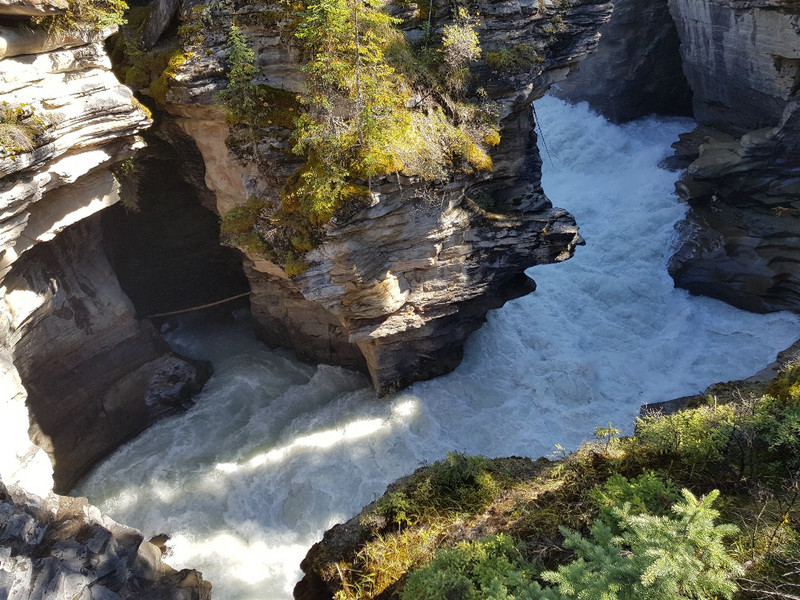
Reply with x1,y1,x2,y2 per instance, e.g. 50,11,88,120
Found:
554,0,693,122
144,0,611,394
0,3,213,596
666,0,800,312
0,1,208,495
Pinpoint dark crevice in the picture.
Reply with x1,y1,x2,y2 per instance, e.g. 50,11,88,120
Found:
102,125,251,320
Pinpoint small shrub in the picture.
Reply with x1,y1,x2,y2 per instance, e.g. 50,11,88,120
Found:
402,534,540,600
485,44,541,73
418,452,499,515
221,198,266,235
483,130,501,147
375,491,417,529
110,157,140,212
485,47,515,71
33,0,126,32
593,421,621,452
465,142,493,172
635,403,736,476
442,9,481,68
0,102,48,155
766,364,800,401
217,24,259,116
220,199,276,258
753,394,800,473
440,9,482,92
284,253,309,276
367,453,499,535
590,472,680,532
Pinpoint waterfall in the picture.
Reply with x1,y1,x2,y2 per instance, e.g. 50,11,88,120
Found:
75,95,800,600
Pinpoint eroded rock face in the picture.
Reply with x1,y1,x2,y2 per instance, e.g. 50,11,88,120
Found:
154,0,610,394
0,481,211,600
0,38,149,277
293,180,580,394
5,216,210,493
554,0,693,122
666,0,800,312
0,6,215,595
0,6,208,494
101,124,251,320
669,0,799,133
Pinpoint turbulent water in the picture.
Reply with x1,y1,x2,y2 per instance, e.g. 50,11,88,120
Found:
76,96,800,599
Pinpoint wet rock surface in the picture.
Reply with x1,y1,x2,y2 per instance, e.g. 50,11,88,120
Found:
0,480,211,600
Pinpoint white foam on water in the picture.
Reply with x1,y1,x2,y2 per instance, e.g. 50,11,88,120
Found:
75,96,800,599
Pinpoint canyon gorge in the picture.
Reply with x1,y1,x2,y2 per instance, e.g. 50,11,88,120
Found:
1,0,799,597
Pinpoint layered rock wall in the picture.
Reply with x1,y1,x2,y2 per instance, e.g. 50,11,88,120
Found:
666,0,800,312
5,216,210,493
0,3,215,595
0,3,207,494
669,0,799,133
151,0,611,393
554,0,693,122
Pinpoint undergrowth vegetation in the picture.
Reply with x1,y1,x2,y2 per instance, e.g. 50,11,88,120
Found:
215,0,503,272
33,0,127,33
107,7,193,106
309,363,800,600
0,102,50,156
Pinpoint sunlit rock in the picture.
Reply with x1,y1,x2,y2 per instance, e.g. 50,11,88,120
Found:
150,0,611,394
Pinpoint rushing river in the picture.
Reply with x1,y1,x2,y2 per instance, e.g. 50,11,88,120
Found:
75,96,800,599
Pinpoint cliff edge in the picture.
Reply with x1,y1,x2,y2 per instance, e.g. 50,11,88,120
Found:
0,0,208,505
667,0,800,313
133,0,612,394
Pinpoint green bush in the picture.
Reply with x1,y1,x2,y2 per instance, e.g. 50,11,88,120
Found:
34,0,126,32
766,364,800,401
753,394,800,472
217,25,261,120
371,453,499,532
402,534,540,600
485,44,542,73
401,490,742,600
220,198,266,235
635,404,736,472
590,472,680,532
376,491,417,529
419,452,499,515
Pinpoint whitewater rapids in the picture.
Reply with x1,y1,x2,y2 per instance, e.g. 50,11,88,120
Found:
76,96,800,599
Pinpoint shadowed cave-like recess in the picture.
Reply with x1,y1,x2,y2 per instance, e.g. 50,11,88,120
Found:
101,125,251,321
